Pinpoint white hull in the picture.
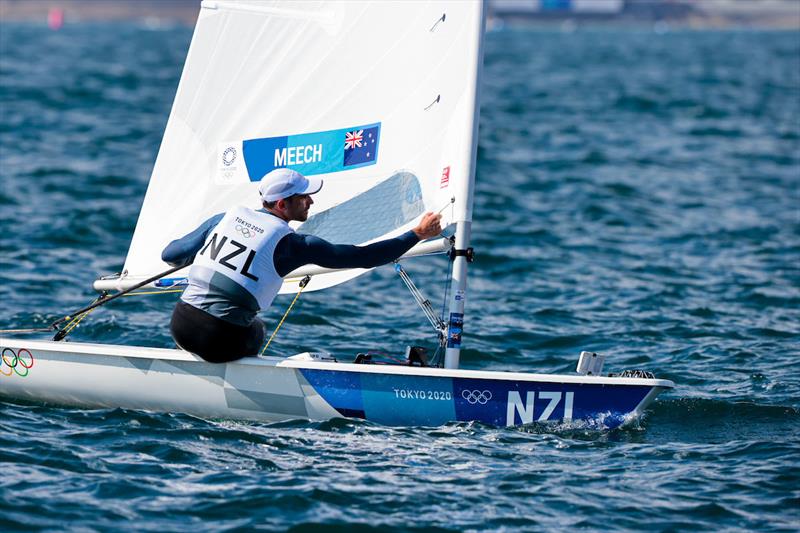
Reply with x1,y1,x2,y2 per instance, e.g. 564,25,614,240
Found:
0,338,673,428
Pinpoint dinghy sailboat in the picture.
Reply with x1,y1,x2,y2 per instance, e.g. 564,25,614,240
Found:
0,0,673,428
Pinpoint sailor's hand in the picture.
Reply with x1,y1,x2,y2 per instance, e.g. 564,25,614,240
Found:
412,212,442,240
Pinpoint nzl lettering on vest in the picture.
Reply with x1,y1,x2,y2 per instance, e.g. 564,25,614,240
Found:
200,233,259,281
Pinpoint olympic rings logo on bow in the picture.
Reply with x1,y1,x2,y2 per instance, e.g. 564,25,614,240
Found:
1,348,34,377
461,389,492,405
235,224,254,238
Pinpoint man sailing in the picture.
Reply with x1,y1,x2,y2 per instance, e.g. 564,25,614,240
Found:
162,168,442,363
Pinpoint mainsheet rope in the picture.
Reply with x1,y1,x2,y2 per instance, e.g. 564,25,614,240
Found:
260,276,311,356
52,288,184,338
1,274,313,353
0,264,186,339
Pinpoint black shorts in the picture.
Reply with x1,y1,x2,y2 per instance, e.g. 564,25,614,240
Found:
170,301,266,363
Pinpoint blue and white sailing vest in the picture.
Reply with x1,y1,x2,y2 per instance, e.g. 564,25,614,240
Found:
182,206,293,314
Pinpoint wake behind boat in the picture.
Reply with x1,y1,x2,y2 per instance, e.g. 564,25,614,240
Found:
0,0,673,428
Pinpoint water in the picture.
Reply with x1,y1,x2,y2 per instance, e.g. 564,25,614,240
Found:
1,23,799,531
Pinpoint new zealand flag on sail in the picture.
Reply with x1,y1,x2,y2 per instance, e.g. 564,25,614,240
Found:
343,126,379,167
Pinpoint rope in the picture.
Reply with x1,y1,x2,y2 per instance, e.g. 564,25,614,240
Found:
58,308,96,337
2,264,190,339
51,264,186,331
431,258,454,367
394,263,447,335
51,292,109,341
260,276,311,356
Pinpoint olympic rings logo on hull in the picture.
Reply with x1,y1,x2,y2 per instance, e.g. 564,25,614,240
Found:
461,389,492,405
1,348,34,377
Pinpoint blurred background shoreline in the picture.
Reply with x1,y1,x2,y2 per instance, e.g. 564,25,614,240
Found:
1,0,799,30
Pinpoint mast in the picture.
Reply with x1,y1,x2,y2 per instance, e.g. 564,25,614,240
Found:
444,1,486,370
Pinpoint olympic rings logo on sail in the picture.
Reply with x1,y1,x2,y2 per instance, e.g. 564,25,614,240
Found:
1,348,34,377
461,389,492,404
235,224,254,238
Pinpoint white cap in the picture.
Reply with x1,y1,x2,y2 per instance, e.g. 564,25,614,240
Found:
258,168,323,202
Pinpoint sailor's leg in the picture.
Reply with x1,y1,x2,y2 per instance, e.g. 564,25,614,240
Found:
170,301,199,352
242,318,267,357
170,301,271,362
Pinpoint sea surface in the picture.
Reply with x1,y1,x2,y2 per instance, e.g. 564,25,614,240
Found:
1,22,799,531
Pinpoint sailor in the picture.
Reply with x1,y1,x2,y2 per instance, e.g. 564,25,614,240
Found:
161,168,442,363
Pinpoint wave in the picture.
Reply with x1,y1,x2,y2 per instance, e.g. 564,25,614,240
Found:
652,396,799,418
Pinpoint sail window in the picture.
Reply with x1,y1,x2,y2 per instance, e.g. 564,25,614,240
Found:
297,171,424,245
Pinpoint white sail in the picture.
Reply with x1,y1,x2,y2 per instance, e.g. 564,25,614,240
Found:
112,0,484,294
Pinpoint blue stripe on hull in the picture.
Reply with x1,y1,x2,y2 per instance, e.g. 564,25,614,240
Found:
299,369,653,428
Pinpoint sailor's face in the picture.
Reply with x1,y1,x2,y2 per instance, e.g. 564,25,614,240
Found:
286,194,313,222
